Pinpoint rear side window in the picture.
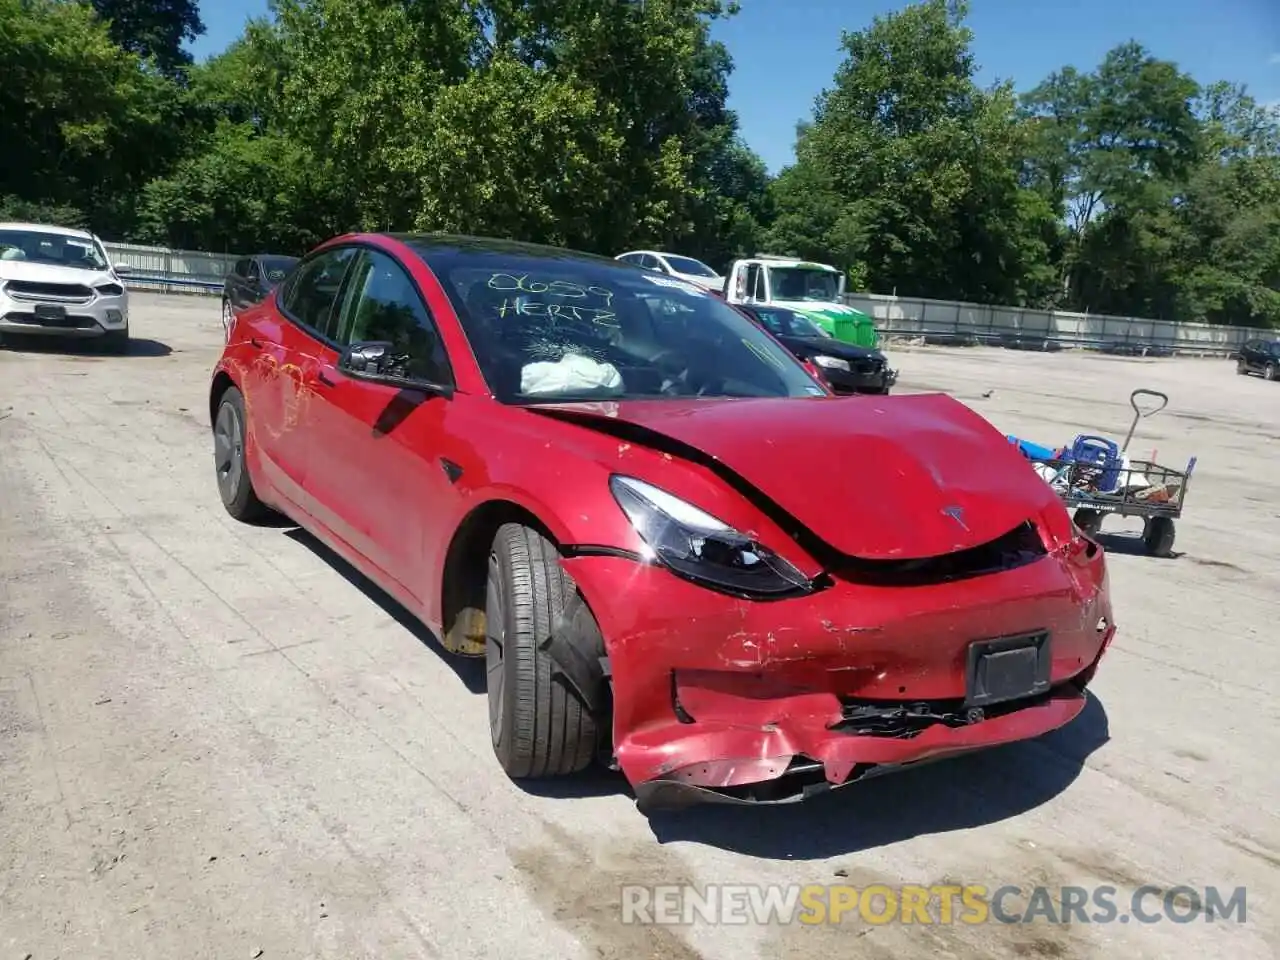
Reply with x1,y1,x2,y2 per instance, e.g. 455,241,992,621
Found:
279,246,358,339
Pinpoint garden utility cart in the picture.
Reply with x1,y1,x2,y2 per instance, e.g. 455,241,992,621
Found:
1010,389,1197,558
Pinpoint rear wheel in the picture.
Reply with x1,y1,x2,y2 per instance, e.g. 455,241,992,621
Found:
1142,516,1176,557
1073,508,1103,538
486,522,603,779
212,386,271,523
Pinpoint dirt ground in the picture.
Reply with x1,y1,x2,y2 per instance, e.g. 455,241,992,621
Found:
1,294,1277,960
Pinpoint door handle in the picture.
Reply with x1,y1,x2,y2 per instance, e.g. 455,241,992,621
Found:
250,337,262,348
316,370,336,387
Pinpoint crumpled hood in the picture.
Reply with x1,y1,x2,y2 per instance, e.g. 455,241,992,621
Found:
0,259,114,286
536,394,1062,560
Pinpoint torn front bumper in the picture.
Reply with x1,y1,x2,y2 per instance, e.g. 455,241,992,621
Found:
560,539,1113,811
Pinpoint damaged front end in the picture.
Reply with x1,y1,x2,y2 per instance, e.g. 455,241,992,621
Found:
559,475,1115,813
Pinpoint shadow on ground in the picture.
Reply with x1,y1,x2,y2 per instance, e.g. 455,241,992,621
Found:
1095,531,1182,559
528,693,1110,860
0,334,172,358
282,526,486,694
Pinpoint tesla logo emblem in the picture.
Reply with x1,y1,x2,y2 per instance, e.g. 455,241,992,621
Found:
942,505,968,530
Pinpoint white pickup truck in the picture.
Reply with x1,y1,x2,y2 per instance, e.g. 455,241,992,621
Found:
723,255,879,349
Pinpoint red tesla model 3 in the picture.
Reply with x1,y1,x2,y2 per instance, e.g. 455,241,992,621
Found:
209,233,1116,810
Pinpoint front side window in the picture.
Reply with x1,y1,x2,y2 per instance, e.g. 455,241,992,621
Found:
769,267,840,303
279,246,358,338
334,249,451,384
425,248,826,404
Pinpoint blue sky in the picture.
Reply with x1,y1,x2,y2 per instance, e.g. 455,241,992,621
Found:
188,0,1280,174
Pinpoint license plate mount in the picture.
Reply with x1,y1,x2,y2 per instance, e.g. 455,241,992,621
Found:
964,631,1051,708
34,304,67,321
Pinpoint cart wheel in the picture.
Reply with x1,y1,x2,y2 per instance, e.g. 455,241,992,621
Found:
1073,508,1103,538
1142,516,1176,557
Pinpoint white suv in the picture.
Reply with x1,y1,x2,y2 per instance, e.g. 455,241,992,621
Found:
0,222,132,350
614,250,725,293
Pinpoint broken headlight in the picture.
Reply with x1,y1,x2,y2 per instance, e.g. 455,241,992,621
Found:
609,475,811,598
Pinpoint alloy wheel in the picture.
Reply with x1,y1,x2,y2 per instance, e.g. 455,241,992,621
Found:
213,401,244,504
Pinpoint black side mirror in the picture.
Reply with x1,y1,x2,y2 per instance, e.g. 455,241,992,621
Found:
339,341,396,376
336,341,454,397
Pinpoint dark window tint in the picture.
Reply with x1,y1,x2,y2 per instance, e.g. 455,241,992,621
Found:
279,246,358,339
246,260,261,280
663,254,717,278
232,258,249,277
335,250,451,384
260,256,298,286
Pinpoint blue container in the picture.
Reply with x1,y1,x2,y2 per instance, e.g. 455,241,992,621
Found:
1067,435,1122,492
1006,435,1059,462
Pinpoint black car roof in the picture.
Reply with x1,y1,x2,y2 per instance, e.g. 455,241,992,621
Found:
392,233,619,267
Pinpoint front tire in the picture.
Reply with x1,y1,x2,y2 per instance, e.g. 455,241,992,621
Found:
212,386,271,523
1142,516,1176,557
100,328,129,353
221,298,234,341
486,522,602,779
1267,362,1278,382
1236,357,1248,375
1073,508,1103,538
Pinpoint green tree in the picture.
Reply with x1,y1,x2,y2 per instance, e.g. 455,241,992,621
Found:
763,0,1057,304
0,0,184,234
86,0,205,75
1021,42,1202,314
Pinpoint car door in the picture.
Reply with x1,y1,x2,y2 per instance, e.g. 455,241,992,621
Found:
227,258,248,307
244,259,265,305
256,245,359,511
298,246,457,598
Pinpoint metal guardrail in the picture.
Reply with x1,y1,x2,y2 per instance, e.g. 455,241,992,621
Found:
122,274,223,294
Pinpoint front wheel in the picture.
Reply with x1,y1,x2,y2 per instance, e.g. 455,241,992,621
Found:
1267,362,1278,382
1142,516,1176,558
1073,508,1103,538
100,328,129,353
221,298,233,341
212,386,272,523
486,522,603,779
1236,357,1248,375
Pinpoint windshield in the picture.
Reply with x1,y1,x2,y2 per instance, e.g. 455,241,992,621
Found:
662,255,718,278
426,248,826,403
769,266,841,303
0,229,109,271
260,256,298,286
753,306,831,339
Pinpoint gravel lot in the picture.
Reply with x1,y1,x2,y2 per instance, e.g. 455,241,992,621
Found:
1,294,1277,959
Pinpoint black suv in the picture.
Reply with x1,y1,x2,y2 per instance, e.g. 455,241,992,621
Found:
221,254,299,337
1235,338,1280,381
